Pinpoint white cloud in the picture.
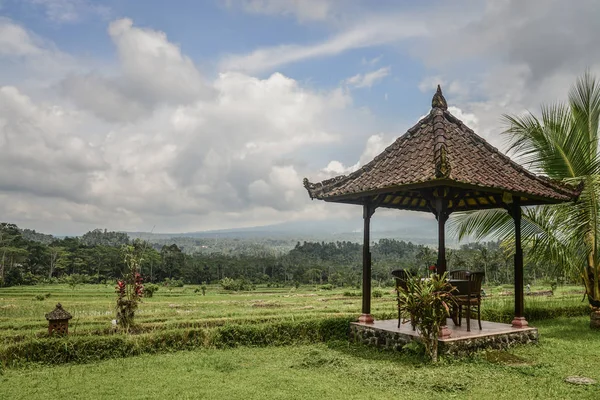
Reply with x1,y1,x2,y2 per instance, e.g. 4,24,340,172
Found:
220,14,428,73
346,66,390,88
4,0,600,235
362,55,382,66
418,76,445,93
0,18,44,56
0,18,361,234
322,160,350,174
0,86,106,202
447,106,479,132
226,0,335,22
107,18,212,103
358,134,391,165
408,1,600,151
0,17,82,88
61,18,214,122
322,133,393,176
25,0,110,23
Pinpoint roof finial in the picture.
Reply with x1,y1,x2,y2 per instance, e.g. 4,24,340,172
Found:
431,84,447,110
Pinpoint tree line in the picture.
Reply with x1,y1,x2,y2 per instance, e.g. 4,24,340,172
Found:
0,223,570,287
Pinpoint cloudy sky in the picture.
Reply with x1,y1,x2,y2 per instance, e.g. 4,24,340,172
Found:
1,0,599,236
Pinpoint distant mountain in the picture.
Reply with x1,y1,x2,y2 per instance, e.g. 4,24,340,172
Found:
127,214,454,246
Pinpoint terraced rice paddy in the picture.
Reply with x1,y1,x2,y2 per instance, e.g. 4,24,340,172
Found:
0,283,587,343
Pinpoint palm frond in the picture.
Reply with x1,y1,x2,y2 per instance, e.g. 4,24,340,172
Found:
448,209,513,242
454,72,600,300
569,71,600,159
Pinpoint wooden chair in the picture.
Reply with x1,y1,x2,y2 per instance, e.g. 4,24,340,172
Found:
453,271,485,332
448,270,470,325
449,269,470,280
391,269,414,329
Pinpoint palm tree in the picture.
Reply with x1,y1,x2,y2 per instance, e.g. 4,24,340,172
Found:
450,72,600,328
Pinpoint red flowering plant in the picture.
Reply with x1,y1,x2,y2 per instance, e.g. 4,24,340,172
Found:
116,245,145,329
428,264,437,276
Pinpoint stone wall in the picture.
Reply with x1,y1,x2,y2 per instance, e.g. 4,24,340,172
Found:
349,323,538,356
439,330,538,357
349,324,416,351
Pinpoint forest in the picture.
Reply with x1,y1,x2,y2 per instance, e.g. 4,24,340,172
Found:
0,222,568,288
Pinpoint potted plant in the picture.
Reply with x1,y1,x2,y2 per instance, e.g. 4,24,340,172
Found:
397,272,456,362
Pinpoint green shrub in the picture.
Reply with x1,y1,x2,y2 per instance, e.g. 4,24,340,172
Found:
320,284,334,291
33,292,52,301
144,283,159,298
0,330,210,366
220,277,235,290
372,290,383,298
213,317,352,348
64,274,90,290
220,277,253,291
343,291,360,297
481,304,589,323
162,278,184,287
193,285,207,295
21,272,39,285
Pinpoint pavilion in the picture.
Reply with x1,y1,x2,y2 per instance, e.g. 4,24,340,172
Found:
303,86,580,332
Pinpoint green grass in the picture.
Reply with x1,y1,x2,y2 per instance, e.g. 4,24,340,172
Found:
0,283,591,366
1,317,598,400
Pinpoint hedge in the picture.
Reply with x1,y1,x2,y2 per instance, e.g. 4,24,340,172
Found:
0,317,354,367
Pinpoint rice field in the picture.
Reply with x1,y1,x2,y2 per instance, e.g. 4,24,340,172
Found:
0,283,587,343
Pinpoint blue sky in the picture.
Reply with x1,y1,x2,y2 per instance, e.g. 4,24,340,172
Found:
1,0,599,235
0,0,437,126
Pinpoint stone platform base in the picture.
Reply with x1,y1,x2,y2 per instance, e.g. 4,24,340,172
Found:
349,318,538,356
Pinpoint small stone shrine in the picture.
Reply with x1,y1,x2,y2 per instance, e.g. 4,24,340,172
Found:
45,303,73,335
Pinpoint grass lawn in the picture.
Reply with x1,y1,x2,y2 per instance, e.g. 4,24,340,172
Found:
1,317,598,400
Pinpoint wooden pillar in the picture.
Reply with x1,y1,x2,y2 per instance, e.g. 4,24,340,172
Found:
359,202,375,324
511,197,528,328
434,195,451,338
434,197,449,275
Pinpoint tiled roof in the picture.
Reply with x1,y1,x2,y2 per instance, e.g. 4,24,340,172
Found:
45,303,73,321
303,86,580,211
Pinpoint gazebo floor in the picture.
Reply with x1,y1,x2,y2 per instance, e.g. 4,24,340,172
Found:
350,318,538,356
